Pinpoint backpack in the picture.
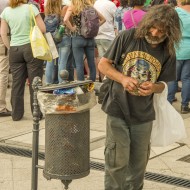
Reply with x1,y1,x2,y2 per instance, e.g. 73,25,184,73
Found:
44,14,60,34
80,7,99,38
44,14,64,44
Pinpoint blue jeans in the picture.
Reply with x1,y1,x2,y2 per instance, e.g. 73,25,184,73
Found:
72,35,96,81
168,60,190,106
105,115,152,190
58,35,74,82
45,59,58,84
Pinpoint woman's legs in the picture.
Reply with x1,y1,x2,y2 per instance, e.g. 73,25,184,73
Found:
180,60,190,107
9,46,27,121
58,36,73,82
167,60,181,104
45,60,55,84
72,36,86,81
85,38,96,81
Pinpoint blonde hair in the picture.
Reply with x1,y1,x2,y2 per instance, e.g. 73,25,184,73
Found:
86,0,96,5
9,0,27,8
45,0,62,15
71,0,94,15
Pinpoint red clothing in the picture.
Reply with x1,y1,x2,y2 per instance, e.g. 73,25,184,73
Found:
112,0,120,7
34,0,44,12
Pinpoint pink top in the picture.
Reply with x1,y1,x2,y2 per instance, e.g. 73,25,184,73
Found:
123,9,146,30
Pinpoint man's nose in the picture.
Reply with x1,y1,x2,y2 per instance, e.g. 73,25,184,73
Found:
151,29,159,36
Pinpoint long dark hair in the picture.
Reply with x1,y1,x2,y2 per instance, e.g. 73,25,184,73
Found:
128,0,146,6
135,4,182,56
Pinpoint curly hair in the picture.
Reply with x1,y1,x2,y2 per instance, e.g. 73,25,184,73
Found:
135,4,182,56
45,0,62,16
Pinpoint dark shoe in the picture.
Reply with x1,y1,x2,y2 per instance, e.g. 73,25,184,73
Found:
181,106,190,114
172,97,177,103
0,109,12,117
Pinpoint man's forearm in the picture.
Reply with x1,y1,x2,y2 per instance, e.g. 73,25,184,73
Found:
153,82,165,93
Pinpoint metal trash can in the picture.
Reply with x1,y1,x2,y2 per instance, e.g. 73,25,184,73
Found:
35,74,96,189
43,111,90,180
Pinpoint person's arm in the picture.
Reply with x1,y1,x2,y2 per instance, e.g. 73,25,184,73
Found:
96,10,106,26
98,57,139,93
138,81,165,96
61,5,68,18
35,14,46,33
0,19,10,49
64,6,76,32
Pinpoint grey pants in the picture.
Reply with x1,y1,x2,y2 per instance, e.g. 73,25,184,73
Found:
105,115,152,190
9,43,43,121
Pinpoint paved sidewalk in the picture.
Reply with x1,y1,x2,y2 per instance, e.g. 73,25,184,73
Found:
0,83,190,190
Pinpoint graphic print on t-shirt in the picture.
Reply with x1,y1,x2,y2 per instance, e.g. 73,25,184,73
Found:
122,51,161,95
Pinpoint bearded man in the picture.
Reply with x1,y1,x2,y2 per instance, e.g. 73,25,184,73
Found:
98,4,182,190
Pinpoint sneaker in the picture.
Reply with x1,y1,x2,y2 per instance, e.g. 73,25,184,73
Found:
181,106,190,114
0,109,12,117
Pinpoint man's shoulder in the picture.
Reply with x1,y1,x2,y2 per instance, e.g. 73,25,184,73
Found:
118,29,136,40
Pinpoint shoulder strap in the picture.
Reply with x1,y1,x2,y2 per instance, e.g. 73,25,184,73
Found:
29,5,36,28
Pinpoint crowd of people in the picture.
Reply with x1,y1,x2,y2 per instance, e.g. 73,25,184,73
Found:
0,0,190,189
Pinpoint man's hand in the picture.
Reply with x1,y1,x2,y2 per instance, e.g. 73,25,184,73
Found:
138,81,155,96
121,76,139,93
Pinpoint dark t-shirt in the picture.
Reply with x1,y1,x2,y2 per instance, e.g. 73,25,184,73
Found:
102,29,176,125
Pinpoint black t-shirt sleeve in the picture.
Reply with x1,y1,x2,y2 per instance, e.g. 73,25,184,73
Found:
103,30,133,65
157,54,176,82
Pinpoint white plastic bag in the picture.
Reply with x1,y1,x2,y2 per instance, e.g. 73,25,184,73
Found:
44,32,59,60
151,82,187,147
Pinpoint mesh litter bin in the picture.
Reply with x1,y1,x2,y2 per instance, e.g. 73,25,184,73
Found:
36,78,96,189
44,111,90,180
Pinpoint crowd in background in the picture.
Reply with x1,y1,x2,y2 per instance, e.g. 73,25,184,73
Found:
0,0,190,120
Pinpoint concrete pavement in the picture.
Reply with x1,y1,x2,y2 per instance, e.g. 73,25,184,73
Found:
0,81,190,190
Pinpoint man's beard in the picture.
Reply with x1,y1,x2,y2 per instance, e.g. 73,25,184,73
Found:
145,34,167,45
